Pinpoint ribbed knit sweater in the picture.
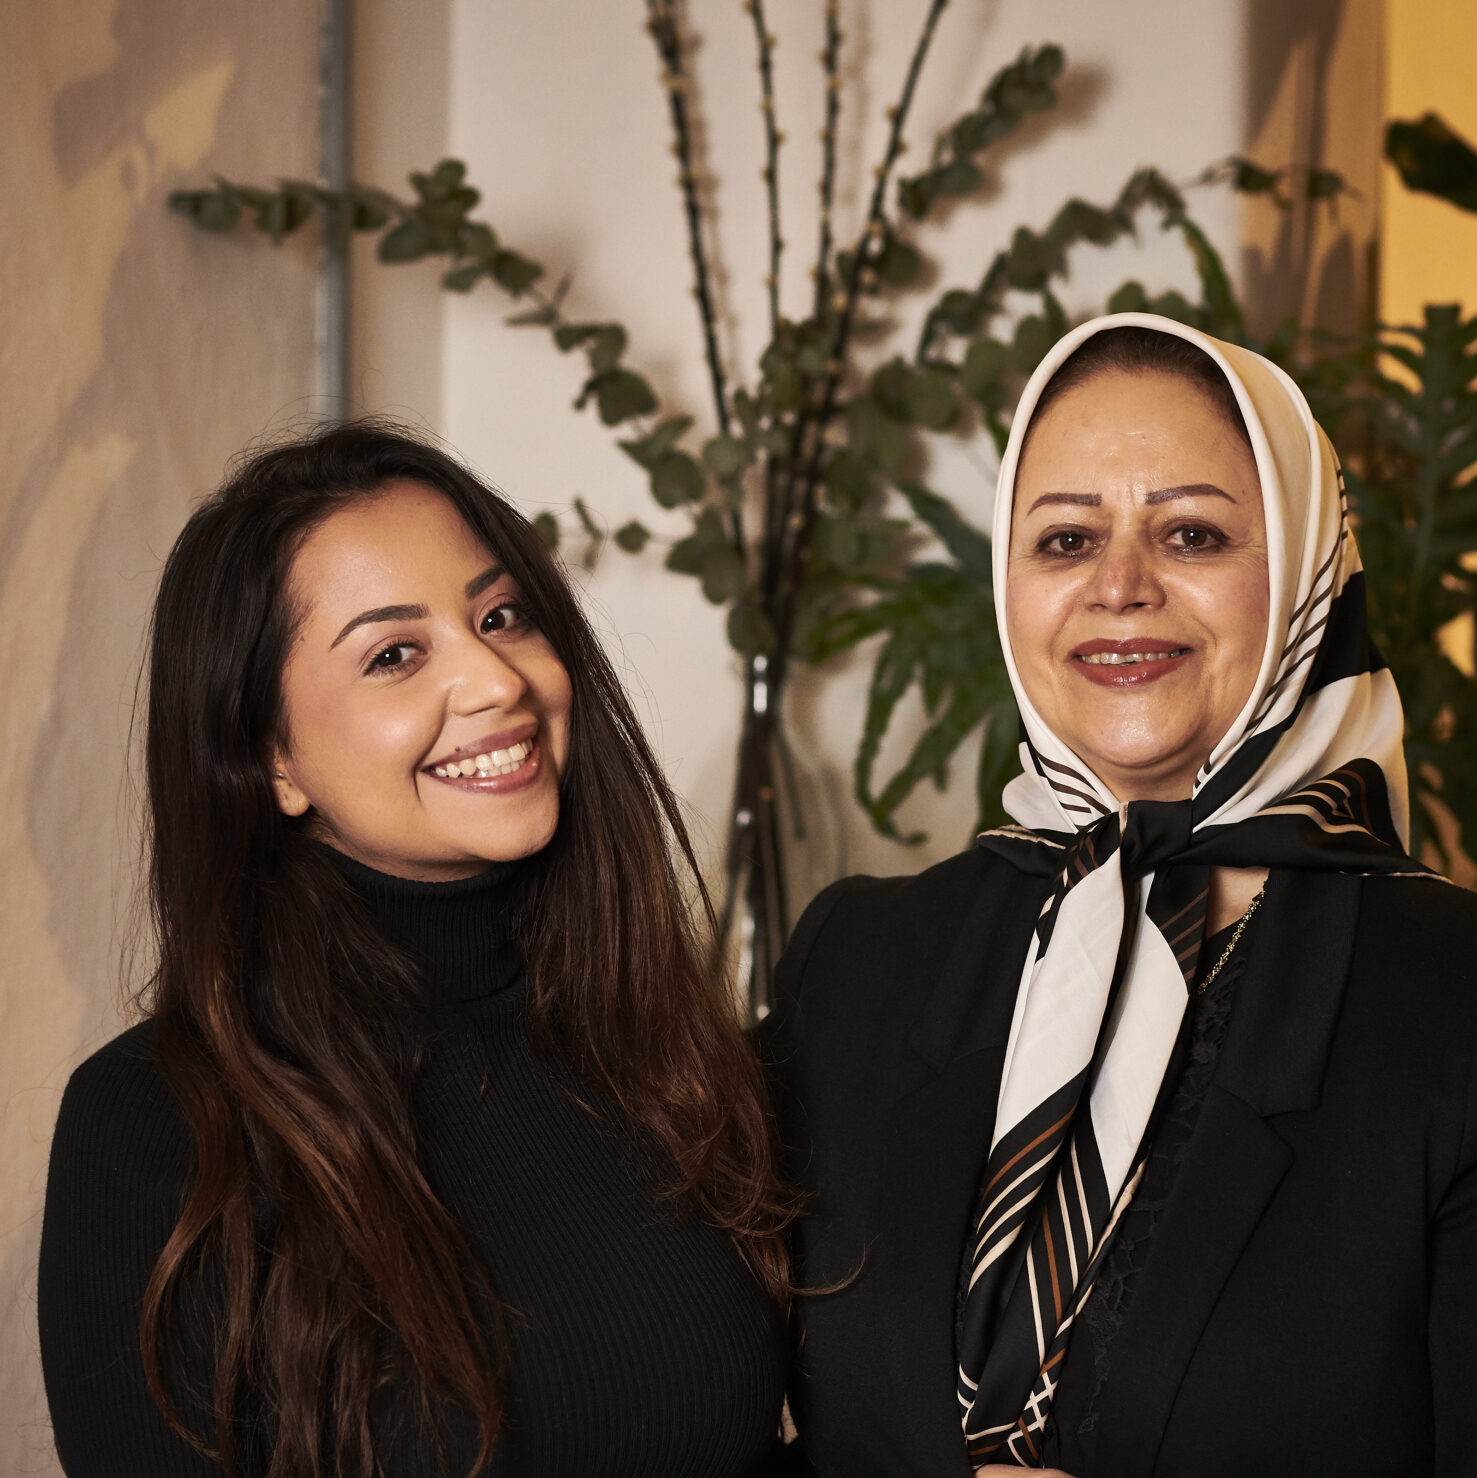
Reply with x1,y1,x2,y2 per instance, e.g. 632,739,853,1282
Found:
38,853,785,1476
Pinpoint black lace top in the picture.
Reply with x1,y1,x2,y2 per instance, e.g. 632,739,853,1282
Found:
1045,910,1255,1474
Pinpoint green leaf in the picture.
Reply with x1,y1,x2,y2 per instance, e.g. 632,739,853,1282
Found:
613,520,651,554
894,480,993,580
347,185,395,230
935,158,983,198
588,325,627,374
1229,157,1283,197
823,451,873,513
506,304,558,327
702,434,752,482
961,336,1011,404
461,222,497,258
589,368,657,425
1385,112,1477,213
897,173,938,220
974,695,1022,832
934,289,986,336
255,188,315,242
618,415,693,469
379,219,432,262
1107,280,1151,314
490,249,543,294
727,596,777,656
904,367,959,430
650,450,706,507
1305,168,1347,201
1004,227,1052,291
877,236,924,288
532,512,560,549
666,508,745,604
847,396,909,475
169,188,242,232
442,262,485,292
1013,313,1055,373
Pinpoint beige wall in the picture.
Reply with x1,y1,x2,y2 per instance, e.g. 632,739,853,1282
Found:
0,1,319,1470
358,0,1264,899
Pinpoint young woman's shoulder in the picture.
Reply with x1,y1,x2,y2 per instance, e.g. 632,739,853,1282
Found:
50,1018,191,1178
40,1020,213,1476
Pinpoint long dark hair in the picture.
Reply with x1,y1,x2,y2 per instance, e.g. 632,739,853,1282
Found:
139,420,793,1477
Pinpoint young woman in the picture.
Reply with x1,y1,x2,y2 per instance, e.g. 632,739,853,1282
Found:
39,422,792,1478
768,317,1477,1476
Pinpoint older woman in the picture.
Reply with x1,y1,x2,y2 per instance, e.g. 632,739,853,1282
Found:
768,315,1477,1476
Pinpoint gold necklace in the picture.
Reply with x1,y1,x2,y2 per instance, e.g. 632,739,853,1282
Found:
1195,886,1266,996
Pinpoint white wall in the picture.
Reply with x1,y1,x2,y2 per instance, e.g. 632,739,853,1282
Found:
354,1,1258,901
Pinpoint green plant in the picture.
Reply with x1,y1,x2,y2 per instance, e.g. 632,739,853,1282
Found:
169,5,1475,1006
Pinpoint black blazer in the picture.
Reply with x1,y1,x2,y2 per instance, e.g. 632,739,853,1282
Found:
765,850,1477,1478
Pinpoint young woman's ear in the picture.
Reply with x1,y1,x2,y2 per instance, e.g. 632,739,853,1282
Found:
269,749,311,817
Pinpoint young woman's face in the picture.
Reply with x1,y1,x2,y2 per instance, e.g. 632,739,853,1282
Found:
271,481,573,879
1005,370,1269,802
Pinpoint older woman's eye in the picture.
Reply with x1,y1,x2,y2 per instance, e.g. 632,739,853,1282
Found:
1168,524,1223,551
1039,529,1091,556
480,600,529,635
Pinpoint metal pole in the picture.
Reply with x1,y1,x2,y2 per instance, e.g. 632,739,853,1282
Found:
315,0,352,413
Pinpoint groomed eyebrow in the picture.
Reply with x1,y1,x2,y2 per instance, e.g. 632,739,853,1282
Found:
330,604,429,649
464,564,506,599
1023,482,1235,515
328,565,509,649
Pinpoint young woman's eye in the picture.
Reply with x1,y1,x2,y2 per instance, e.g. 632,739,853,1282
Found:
480,600,529,635
366,642,416,674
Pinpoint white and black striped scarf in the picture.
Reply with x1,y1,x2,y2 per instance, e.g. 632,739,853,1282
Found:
956,313,1437,1467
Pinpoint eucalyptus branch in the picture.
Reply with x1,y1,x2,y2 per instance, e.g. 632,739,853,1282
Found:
644,1,732,444
746,0,783,337
813,0,842,321
771,0,951,665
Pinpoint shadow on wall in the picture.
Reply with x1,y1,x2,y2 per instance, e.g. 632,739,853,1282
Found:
0,1,319,1472
1239,0,1382,339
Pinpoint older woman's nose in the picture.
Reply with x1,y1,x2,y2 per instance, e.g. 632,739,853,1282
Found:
1084,535,1162,612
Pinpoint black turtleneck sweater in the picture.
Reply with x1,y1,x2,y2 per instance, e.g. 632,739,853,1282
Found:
38,854,785,1476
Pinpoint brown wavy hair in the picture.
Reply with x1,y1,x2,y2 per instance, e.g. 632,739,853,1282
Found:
139,420,793,1477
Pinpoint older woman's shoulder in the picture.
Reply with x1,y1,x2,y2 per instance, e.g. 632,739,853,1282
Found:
774,847,1046,1025
1357,871,1477,949
1353,872,1477,995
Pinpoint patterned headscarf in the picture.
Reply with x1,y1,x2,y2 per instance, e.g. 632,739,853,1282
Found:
956,312,1431,1466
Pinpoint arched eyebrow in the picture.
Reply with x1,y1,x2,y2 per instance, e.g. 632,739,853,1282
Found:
330,604,429,649
464,564,506,599
1023,483,1234,515
328,566,508,650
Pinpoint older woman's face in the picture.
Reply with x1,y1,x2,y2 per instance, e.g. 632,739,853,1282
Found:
270,481,572,879
1005,370,1269,802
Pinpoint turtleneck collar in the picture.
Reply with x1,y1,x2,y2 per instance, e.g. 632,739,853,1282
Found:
320,845,524,1004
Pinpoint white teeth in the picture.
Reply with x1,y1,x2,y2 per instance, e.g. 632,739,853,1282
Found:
1079,649,1187,666
432,738,535,781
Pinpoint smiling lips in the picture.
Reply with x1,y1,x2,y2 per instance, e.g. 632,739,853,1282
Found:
1071,638,1191,687
426,729,541,790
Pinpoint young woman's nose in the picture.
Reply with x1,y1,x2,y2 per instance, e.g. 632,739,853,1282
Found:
1085,532,1163,613
448,632,528,714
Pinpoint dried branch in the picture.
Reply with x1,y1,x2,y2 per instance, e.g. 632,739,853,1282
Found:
813,0,842,320
644,2,737,463
746,0,783,337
